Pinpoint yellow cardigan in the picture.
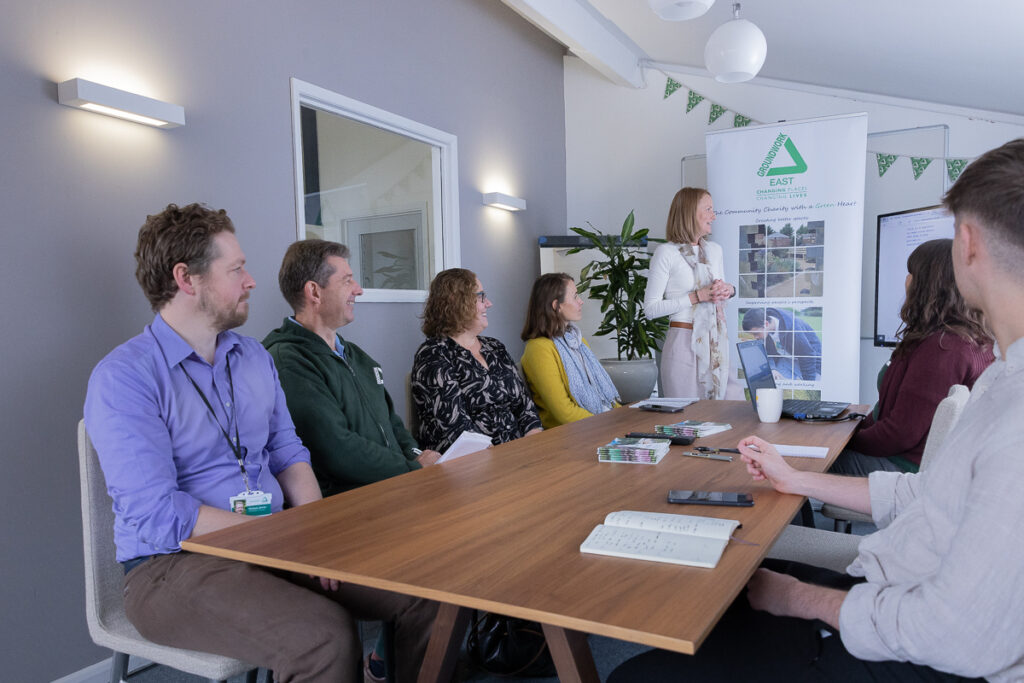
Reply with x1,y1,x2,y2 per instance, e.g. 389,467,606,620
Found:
521,336,605,429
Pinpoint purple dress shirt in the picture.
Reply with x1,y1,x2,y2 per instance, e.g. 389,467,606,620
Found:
84,314,309,562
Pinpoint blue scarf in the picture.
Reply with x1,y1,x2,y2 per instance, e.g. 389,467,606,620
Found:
552,325,620,415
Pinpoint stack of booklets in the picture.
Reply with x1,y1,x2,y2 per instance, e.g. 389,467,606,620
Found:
597,437,672,465
655,420,732,438
580,510,741,568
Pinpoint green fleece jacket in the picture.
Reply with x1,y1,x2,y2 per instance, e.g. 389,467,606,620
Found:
263,319,420,496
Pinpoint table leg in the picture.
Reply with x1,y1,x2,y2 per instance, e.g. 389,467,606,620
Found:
417,603,471,683
541,624,599,683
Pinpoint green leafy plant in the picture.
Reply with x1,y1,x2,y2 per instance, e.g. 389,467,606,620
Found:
567,211,668,360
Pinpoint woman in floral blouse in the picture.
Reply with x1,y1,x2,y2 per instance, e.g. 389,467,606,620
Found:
412,268,542,452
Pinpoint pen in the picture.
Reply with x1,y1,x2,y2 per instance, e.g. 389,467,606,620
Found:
680,451,733,462
696,446,740,454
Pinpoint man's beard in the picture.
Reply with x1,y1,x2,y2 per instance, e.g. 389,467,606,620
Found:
200,290,249,331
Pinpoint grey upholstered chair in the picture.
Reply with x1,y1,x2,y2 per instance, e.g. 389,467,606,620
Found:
821,383,971,532
769,385,971,569
765,523,862,573
78,419,258,683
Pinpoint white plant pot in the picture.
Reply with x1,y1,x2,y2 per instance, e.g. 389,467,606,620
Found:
600,358,659,404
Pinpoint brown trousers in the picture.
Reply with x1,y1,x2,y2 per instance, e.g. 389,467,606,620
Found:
124,552,436,683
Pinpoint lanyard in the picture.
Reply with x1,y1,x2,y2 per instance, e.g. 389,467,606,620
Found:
180,355,252,492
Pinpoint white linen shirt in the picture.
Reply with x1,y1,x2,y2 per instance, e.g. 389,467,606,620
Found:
839,337,1024,681
643,241,725,324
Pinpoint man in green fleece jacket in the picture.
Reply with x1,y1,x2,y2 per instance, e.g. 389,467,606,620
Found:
263,239,440,497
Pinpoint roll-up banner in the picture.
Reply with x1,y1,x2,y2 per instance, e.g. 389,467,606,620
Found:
706,113,868,402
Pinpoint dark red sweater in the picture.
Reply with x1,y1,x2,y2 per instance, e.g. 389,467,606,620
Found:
849,332,993,465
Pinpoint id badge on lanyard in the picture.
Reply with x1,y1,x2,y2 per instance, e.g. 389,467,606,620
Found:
229,490,273,516
181,355,273,517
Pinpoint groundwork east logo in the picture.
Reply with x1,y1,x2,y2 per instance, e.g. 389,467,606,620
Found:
758,134,808,177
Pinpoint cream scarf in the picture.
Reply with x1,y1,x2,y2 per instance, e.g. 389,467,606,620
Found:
679,241,729,399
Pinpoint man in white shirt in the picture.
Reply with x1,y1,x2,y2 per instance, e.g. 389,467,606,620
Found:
611,139,1024,681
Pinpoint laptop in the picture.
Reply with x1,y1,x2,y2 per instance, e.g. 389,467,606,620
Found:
736,340,849,420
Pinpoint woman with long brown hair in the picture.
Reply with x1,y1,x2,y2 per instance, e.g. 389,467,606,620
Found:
520,273,619,428
643,187,743,399
833,238,994,475
411,268,542,452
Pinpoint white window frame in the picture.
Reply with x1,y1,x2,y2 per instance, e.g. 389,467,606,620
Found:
290,77,460,303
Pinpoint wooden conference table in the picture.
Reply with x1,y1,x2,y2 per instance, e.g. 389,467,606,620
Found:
183,400,864,682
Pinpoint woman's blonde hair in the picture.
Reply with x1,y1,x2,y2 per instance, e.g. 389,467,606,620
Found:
665,187,710,245
421,268,479,337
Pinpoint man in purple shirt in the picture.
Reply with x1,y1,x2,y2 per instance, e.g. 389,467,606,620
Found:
84,203,434,682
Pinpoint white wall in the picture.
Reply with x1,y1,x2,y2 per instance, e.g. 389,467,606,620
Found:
564,56,1024,400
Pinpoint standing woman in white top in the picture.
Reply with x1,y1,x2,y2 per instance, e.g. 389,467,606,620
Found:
644,187,743,399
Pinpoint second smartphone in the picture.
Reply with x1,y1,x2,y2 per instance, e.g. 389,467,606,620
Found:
667,490,754,507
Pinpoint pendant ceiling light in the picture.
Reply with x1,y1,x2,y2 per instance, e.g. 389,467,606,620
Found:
704,3,767,83
648,0,715,21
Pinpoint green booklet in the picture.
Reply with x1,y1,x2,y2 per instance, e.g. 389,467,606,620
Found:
597,437,672,464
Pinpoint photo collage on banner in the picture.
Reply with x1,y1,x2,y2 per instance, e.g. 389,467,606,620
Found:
707,114,867,403
737,221,823,395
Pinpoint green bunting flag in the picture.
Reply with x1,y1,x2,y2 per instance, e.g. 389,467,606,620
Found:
911,157,933,180
660,75,975,182
946,159,969,183
876,154,898,177
686,90,704,113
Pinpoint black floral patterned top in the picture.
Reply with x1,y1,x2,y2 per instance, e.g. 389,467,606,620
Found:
411,336,542,452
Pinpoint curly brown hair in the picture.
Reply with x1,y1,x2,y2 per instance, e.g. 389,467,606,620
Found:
665,187,709,245
893,238,990,360
421,268,479,337
134,203,235,311
521,273,572,340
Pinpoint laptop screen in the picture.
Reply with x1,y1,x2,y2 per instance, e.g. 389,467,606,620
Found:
736,340,776,411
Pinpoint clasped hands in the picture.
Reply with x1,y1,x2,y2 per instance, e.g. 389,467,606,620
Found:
695,279,734,304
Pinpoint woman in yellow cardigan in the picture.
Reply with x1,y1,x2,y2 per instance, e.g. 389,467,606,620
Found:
520,273,620,428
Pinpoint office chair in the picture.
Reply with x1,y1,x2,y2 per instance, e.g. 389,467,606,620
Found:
821,384,970,532
78,419,259,683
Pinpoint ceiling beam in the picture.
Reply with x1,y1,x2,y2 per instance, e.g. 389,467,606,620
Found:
502,0,647,88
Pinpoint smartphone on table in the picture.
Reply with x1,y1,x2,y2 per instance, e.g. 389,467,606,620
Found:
667,490,754,507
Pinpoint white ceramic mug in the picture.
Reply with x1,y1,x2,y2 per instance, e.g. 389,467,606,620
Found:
755,387,783,423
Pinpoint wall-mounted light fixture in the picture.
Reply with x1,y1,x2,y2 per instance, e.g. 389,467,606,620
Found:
482,192,526,212
57,78,186,128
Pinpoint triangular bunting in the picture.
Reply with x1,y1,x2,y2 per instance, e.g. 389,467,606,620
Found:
876,154,898,177
946,159,969,183
708,103,726,124
664,77,683,99
734,114,751,127
911,157,933,180
686,90,704,113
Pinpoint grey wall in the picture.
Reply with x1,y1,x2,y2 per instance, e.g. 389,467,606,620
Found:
0,1,566,679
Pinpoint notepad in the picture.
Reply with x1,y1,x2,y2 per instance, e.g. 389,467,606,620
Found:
580,510,741,568
438,431,492,463
773,444,829,458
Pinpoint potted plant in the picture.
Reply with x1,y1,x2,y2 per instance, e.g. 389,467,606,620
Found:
567,211,668,402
